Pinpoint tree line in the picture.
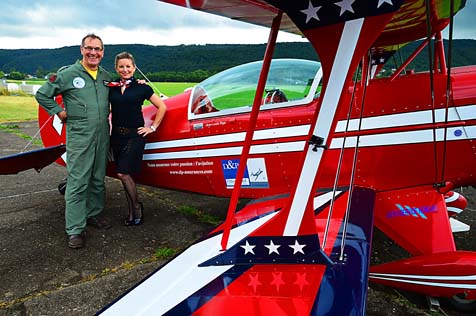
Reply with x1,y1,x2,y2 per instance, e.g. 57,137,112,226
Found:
0,40,474,82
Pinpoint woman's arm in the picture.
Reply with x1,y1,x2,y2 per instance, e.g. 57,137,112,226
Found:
138,94,167,136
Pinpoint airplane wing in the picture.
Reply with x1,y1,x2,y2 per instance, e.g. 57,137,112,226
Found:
376,0,466,46
160,0,301,35
159,0,466,74
0,144,65,175
159,0,466,48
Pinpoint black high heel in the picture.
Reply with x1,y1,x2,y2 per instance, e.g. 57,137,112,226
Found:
124,215,135,226
133,202,144,225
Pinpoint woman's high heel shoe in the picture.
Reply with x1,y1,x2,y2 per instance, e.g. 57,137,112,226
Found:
124,215,135,226
133,202,144,225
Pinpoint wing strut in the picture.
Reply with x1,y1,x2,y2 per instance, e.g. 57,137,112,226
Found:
220,10,283,251
439,0,457,184
389,39,429,81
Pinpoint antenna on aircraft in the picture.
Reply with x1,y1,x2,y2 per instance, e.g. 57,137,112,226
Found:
136,66,167,99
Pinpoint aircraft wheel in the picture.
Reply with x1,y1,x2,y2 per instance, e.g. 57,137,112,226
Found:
58,179,67,195
441,294,476,312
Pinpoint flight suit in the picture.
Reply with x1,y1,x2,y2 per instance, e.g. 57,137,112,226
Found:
35,60,112,235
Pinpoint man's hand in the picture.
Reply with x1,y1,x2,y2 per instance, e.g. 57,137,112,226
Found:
57,110,67,123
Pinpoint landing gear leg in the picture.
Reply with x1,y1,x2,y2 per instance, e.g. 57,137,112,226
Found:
427,296,440,312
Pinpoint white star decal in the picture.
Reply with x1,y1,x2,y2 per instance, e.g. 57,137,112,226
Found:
377,0,393,8
379,57,385,63
265,240,281,255
301,1,321,23
240,240,256,255
289,240,306,254
335,0,355,16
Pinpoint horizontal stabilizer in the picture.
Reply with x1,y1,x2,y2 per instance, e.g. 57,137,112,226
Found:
370,251,476,299
199,234,334,267
0,145,65,175
98,186,377,315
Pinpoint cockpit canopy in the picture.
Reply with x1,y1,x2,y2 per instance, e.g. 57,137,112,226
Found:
190,58,322,117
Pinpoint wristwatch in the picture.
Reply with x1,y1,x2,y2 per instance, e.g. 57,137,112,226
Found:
150,125,156,132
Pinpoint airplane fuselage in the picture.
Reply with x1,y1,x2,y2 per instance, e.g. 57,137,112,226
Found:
133,65,476,197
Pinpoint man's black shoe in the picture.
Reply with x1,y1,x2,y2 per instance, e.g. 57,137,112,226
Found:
87,216,112,229
68,234,85,249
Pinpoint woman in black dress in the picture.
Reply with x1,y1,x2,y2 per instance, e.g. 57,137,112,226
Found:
109,52,166,226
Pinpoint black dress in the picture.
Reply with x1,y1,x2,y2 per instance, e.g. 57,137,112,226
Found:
110,80,154,174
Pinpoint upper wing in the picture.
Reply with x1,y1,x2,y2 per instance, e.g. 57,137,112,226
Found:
159,0,300,35
375,0,466,47
371,0,467,63
159,0,466,48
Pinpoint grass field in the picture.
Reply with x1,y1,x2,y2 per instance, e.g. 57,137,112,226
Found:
0,95,39,122
150,82,195,97
6,80,195,97
0,82,195,123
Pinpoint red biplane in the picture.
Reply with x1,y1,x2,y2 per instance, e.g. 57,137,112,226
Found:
1,0,476,315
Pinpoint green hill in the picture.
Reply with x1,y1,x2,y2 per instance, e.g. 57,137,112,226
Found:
0,40,475,81
0,42,317,77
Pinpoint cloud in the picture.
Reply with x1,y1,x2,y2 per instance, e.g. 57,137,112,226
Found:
449,1,476,39
0,0,294,48
0,0,474,49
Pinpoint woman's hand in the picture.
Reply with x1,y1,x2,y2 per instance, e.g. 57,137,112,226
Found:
137,126,155,137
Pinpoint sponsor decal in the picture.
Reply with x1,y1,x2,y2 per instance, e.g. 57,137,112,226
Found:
386,203,437,219
222,158,269,189
147,160,214,176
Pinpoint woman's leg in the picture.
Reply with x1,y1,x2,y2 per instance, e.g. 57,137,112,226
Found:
121,181,133,221
117,173,140,221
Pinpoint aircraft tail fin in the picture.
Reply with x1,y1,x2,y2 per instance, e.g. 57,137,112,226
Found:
37,93,66,166
311,187,375,315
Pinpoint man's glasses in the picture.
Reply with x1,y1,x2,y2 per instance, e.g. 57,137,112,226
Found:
82,46,103,52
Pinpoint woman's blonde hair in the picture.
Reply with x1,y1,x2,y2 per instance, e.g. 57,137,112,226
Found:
115,52,136,67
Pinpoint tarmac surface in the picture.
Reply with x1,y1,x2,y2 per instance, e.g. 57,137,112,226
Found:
1,121,475,316
0,121,233,315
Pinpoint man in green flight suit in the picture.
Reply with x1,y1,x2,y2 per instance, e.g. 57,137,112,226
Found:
36,33,113,249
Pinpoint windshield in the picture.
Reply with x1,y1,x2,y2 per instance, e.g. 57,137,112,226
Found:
190,59,322,116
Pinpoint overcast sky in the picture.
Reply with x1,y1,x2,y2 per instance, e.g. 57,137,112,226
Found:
0,0,474,49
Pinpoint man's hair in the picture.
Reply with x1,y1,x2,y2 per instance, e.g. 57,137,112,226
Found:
81,33,104,49
115,52,136,67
